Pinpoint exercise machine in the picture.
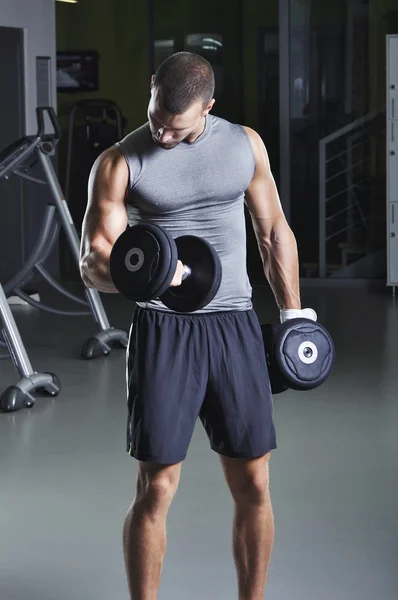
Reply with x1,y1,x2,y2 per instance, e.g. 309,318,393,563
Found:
65,99,126,234
0,107,128,411
0,106,128,357
0,280,60,412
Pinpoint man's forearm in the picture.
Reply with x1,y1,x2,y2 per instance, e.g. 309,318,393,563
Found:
257,227,301,311
80,247,118,294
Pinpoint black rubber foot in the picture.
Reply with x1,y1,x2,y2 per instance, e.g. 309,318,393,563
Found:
81,329,128,359
0,386,35,412
81,337,111,359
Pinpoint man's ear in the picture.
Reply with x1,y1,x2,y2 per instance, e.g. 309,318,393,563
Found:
203,98,216,117
150,75,156,89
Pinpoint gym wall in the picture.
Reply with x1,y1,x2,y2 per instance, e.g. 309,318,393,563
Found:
56,0,279,133
56,0,148,135
0,0,58,282
0,0,57,134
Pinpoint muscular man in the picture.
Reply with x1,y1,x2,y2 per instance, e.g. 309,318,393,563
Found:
80,52,310,600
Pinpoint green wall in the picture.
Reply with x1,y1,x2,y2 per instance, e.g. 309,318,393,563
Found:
56,0,398,135
56,0,148,133
244,0,278,128
56,0,279,134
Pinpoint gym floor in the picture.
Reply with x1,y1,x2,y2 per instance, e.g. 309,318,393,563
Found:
0,284,397,600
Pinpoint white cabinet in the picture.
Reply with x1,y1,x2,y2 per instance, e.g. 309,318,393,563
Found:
388,123,398,203
387,35,398,291
388,204,398,284
388,36,398,122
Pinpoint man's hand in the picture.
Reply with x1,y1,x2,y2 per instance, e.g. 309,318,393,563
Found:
169,260,185,287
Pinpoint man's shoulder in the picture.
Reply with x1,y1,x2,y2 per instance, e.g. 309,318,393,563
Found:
117,123,151,153
210,114,237,129
210,114,253,138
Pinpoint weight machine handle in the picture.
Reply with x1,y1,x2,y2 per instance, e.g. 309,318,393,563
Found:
35,107,62,142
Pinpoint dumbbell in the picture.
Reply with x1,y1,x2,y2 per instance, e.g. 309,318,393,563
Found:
261,318,335,394
109,223,222,313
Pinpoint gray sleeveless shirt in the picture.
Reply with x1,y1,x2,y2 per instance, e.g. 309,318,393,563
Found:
115,115,255,313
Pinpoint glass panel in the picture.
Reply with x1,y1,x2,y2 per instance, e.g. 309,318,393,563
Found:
287,0,388,279
185,33,224,102
154,39,175,70
258,27,280,185
152,0,243,123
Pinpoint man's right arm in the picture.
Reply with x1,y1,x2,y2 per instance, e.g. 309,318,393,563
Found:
79,147,129,293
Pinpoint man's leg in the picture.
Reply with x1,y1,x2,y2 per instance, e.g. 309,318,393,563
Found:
220,453,274,600
123,461,182,600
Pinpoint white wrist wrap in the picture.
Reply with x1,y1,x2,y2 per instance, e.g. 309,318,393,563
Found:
280,308,318,323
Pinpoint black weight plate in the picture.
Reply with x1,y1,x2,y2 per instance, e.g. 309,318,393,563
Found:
109,224,178,301
260,323,289,395
274,318,334,391
160,235,222,312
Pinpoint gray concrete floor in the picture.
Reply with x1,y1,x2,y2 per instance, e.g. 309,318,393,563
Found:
0,284,397,600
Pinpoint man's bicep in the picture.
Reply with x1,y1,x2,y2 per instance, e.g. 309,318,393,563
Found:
83,148,129,249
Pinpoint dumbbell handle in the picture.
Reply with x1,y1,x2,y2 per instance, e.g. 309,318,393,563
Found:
182,265,192,281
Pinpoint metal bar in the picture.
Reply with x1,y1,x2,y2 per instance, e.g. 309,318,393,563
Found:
325,156,372,183
325,140,369,164
35,264,89,307
146,0,155,80
238,0,245,124
319,110,379,146
65,104,77,197
345,1,354,115
39,221,61,265
349,177,374,189
0,284,33,377
326,206,353,221
37,151,111,331
319,141,327,277
347,136,354,246
279,0,291,222
14,290,91,317
326,216,371,241
8,221,61,296
325,188,347,203
0,137,40,180
3,205,57,296
326,193,374,221
13,170,47,185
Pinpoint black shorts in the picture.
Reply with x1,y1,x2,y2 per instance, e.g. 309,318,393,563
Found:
126,306,277,464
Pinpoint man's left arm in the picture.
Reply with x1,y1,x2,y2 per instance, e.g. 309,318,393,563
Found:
243,126,301,312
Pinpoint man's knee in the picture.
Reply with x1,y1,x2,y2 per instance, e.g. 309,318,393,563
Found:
235,472,270,505
135,461,181,514
222,454,271,506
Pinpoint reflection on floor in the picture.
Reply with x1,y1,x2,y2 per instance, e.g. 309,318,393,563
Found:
0,284,397,600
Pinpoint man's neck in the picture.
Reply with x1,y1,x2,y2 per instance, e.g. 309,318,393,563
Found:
186,116,207,144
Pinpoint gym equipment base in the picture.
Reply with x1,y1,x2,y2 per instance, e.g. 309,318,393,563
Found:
81,328,128,359
0,372,61,412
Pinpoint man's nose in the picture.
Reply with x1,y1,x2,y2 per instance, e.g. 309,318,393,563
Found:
158,129,172,144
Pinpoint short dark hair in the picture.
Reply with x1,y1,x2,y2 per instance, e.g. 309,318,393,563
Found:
153,52,215,115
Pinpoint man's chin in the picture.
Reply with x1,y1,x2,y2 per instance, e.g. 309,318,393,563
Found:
153,137,177,150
